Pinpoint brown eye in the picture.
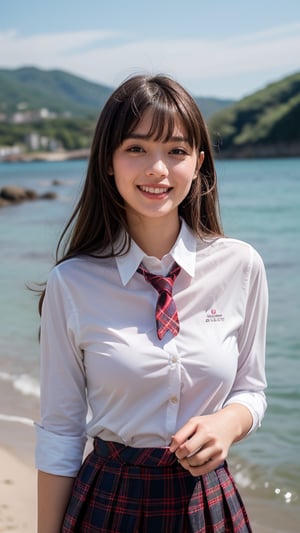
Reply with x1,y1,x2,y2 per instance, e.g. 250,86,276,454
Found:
127,146,144,153
170,148,188,155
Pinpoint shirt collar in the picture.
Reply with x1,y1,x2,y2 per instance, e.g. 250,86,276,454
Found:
115,219,197,286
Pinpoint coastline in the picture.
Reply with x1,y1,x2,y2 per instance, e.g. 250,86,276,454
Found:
0,148,90,163
0,419,299,533
2,148,300,164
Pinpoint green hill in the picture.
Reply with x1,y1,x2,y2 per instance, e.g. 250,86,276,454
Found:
0,67,113,117
209,71,300,158
0,66,234,119
1,67,299,158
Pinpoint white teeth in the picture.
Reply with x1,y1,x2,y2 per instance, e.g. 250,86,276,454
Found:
140,186,169,194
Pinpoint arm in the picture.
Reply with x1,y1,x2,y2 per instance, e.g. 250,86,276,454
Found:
38,471,75,533
36,267,87,527
171,247,268,476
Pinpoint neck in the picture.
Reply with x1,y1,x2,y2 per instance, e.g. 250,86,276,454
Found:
128,216,181,259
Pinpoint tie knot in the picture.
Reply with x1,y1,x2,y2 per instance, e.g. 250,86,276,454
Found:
137,263,180,296
144,273,172,296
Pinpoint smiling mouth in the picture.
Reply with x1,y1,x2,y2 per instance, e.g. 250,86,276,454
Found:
138,185,171,194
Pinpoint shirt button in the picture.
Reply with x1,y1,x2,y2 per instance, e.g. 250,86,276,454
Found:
170,396,178,404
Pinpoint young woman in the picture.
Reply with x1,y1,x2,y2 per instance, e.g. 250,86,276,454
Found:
36,74,268,532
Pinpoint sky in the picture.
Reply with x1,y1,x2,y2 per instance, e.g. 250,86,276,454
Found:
1,0,300,100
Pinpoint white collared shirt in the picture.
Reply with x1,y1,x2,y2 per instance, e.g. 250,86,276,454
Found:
35,221,268,476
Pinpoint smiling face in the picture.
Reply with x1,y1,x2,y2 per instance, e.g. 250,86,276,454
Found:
111,109,203,233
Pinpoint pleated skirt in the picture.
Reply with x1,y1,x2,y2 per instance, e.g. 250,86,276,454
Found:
62,438,252,533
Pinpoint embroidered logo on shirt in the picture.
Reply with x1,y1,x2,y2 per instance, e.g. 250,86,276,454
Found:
205,308,224,323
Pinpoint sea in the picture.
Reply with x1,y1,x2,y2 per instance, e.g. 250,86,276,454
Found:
0,157,299,524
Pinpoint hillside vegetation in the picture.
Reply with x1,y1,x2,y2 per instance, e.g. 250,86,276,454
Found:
0,117,94,151
0,67,233,120
1,67,299,158
0,67,234,156
0,67,113,117
209,71,300,158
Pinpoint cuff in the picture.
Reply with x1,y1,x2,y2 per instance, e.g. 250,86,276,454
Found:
35,423,87,476
223,391,267,436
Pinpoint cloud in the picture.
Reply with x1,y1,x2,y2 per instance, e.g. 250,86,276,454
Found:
0,29,118,64
0,23,299,98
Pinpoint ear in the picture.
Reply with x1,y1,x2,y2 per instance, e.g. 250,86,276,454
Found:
193,151,205,180
108,166,114,176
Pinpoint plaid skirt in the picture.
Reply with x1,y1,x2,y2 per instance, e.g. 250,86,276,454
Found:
62,438,252,533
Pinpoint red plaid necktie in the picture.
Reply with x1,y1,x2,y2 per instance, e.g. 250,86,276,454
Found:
137,262,181,339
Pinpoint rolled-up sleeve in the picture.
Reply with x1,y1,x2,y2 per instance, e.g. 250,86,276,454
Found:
35,267,87,476
224,247,268,434
35,423,87,476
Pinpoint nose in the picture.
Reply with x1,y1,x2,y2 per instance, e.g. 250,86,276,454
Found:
145,155,169,178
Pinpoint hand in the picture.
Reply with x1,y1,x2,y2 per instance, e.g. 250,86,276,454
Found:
169,405,252,477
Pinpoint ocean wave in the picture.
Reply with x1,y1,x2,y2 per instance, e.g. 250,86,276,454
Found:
0,371,40,398
232,459,298,505
0,413,34,426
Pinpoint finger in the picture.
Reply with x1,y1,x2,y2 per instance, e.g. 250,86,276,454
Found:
178,456,218,477
169,419,198,452
187,445,202,458
178,445,212,467
179,440,218,468
173,433,205,460
187,451,211,468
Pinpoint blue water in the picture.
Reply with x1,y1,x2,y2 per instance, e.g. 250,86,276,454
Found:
0,157,299,512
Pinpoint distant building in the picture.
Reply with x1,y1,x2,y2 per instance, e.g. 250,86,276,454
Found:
24,131,63,152
0,145,22,159
10,108,57,124
25,132,40,151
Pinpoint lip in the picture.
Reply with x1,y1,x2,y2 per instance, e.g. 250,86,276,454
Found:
138,185,172,197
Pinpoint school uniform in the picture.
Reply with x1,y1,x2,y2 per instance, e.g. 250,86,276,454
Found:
36,220,268,532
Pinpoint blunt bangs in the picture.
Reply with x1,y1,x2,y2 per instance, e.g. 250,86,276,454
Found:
110,76,202,151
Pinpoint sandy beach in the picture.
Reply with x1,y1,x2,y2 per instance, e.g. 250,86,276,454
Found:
0,420,299,533
0,447,36,532
0,420,36,533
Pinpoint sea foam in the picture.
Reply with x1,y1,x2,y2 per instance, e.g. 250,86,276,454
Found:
0,371,40,398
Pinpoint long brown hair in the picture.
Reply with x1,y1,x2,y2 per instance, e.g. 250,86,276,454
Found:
39,74,223,312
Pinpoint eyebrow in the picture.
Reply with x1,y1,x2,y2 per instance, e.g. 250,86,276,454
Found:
124,133,189,143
